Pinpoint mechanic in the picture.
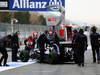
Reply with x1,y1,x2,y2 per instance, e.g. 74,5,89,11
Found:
90,26,100,63
24,35,35,53
49,27,53,37
72,29,78,63
37,30,51,63
33,28,38,44
72,29,78,44
11,31,20,62
52,32,60,54
75,29,87,66
53,32,59,45
0,35,12,66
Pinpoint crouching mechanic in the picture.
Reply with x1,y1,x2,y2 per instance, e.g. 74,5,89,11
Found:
0,35,12,66
24,35,35,54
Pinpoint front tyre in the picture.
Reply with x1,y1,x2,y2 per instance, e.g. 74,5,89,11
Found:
19,50,29,62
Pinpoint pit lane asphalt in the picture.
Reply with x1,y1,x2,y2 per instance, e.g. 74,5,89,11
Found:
0,47,100,75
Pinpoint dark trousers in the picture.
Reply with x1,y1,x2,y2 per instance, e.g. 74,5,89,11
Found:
40,48,44,63
73,47,78,63
91,45,100,62
76,47,85,65
12,48,18,61
0,47,8,65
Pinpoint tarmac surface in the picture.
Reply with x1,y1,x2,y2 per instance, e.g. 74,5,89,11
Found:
0,45,100,75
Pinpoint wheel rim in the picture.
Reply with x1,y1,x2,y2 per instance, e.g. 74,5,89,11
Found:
19,51,26,62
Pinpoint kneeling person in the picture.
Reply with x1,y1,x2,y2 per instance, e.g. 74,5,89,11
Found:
24,35,35,54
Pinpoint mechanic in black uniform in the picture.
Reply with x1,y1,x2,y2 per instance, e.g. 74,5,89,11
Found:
11,31,20,62
75,29,87,66
72,29,78,63
52,32,60,54
0,35,12,66
37,30,51,63
90,26,100,63
53,32,60,46
72,29,78,44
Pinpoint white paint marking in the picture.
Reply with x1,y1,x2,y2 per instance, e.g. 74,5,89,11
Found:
0,59,36,72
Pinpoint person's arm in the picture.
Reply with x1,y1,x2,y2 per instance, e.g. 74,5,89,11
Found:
11,35,16,44
45,36,51,46
56,37,60,45
4,36,11,48
32,39,35,47
11,35,14,45
1,37,7,48
75,35,79,44
86,36,88,46
72,36,75,43
90,34,94,44
85,36,88,50
11,35,19,48
24,39,27,45
37,35,41,44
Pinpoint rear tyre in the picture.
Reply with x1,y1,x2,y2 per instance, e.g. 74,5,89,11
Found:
48,52,59,64
19,50,29,62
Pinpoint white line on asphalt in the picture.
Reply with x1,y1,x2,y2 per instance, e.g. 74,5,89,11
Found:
0,59,36,72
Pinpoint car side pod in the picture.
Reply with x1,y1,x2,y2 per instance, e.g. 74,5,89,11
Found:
19,50,29,62
48,52,59,64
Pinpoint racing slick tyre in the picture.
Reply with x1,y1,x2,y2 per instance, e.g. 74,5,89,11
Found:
48,52,59,64
19,50,29,62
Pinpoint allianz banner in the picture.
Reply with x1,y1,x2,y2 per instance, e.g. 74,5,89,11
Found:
0,0,65,11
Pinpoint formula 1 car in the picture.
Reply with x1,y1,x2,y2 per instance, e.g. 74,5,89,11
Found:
18,42,77,64
18,36,77,64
